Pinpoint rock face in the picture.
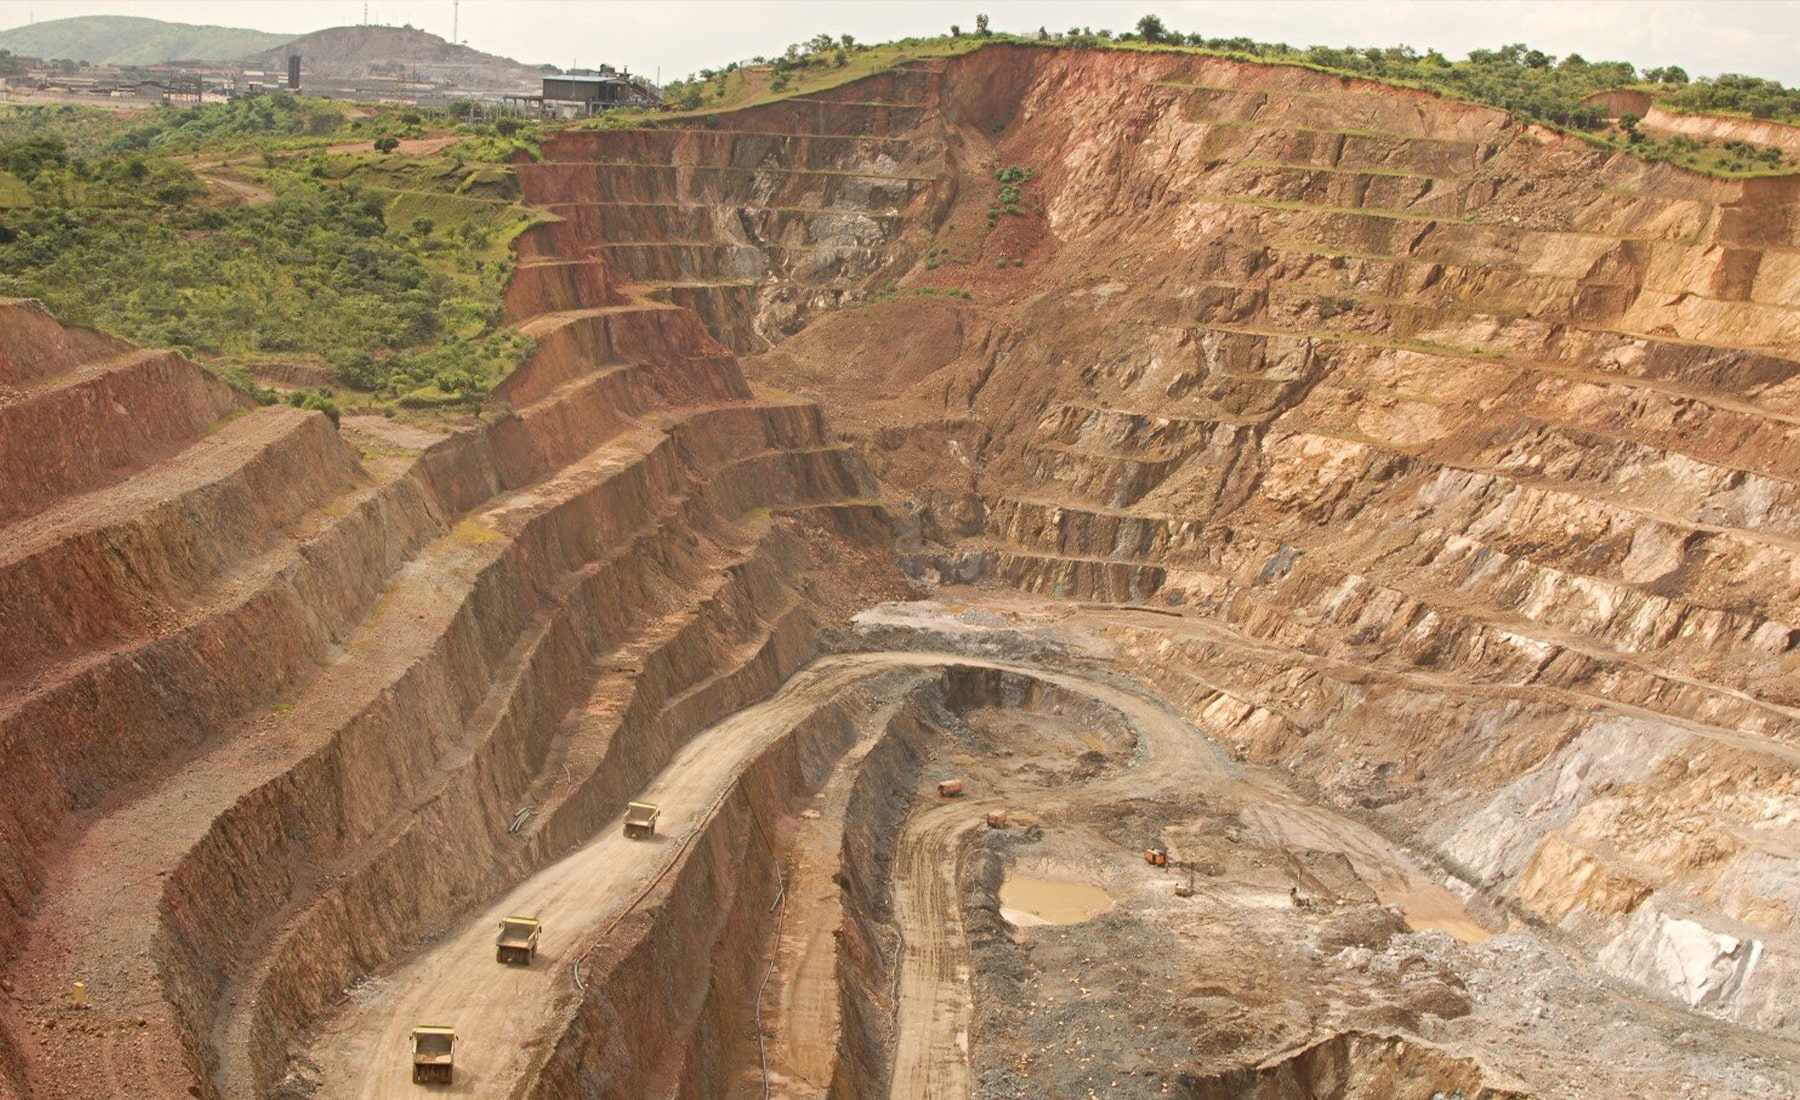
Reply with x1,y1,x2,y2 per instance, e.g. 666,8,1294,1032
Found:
531,68,953,353
0,188,897,1095
6,40,1800,1099
714,46,1800,1031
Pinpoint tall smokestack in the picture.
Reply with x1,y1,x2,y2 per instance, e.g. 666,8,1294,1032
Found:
287,55,300,90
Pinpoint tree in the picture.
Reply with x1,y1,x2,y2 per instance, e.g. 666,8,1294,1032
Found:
1136,14,1169,44
975,13,991,36
373,135,400,153
949,23,961,37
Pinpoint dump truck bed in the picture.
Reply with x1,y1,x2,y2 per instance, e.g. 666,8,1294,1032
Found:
624,801,660,824
496,916,540,945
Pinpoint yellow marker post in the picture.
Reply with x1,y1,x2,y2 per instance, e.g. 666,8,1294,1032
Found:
72,982,85,1009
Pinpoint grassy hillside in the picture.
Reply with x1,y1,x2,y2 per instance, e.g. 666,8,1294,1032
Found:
0,96,547,419
0,15,293,64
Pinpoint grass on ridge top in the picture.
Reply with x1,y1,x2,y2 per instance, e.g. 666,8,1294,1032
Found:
581,37,985,130
633,30,1797,180
0,97,557,423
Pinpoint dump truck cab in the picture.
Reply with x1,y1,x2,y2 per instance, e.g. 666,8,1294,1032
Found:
624,800,660,839
410,1025,456,1085
496,916,541,965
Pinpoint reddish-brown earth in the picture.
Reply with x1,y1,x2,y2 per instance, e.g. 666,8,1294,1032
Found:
4,41,1800,1100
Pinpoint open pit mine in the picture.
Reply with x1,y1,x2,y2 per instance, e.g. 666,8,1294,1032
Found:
4,42,1800,1100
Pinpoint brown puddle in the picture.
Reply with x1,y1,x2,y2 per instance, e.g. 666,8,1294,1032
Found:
1388,882,1493,945
1407,914,1493,945
1000,876,1115,926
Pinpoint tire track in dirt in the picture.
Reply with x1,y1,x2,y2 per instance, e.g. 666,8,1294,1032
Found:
887,798,997,1100
292,646,1485,1099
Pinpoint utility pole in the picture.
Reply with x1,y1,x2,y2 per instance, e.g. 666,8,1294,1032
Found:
452,0,459,45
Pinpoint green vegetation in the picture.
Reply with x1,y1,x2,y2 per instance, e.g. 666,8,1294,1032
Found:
0,14,292,65
988,164,1035,226
1596,128,1790,175
867,282,973,304
1052,20,1800,130
0,98,549,411
1663,73,1800,122
112,94,350,153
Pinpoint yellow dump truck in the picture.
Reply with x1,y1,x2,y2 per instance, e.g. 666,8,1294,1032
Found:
496,915,541,965
409,1025,456,1085
624,800,660,840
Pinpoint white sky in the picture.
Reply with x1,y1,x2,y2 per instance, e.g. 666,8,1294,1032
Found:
0,0,1795,87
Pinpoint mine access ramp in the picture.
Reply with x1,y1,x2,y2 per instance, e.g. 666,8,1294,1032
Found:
624,800,661,839
495,915,541,965
409,1025,456,1085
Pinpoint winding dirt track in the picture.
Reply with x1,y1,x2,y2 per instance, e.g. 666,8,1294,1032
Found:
888,797,993,1099
305,653,1058,1096
302,647,1474,1098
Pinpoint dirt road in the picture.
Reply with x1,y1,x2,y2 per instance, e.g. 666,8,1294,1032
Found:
304,653,1078,1096
301,646,1486,1098
888,797,993,1099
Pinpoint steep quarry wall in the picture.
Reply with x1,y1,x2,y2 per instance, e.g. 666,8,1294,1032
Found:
712,45,1800,1035
7,39,1800,1100
533,70,953,354
521,693,881,1099
1643,106,1800,156
0,137,898,1096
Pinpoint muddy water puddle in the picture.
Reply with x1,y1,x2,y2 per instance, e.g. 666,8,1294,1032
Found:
1000,876,1115,926
1405,913,1493,944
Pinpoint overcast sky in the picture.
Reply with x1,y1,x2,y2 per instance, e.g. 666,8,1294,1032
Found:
1,0,1796,86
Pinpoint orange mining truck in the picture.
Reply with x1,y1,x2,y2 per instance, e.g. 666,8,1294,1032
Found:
409,1025,456,1085
495,916,541,965
624,800,661,840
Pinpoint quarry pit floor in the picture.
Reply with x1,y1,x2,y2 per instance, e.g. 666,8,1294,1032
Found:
283,596,1797,1099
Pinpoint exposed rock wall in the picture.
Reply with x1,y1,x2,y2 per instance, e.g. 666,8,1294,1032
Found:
1643,106,1800,155
9,39,1800,1097
0,118,898,1097
519,696,874,1098
830,698,938,1099
1180,1031,1526,1100
532,82,954,353
709,45,1800,1031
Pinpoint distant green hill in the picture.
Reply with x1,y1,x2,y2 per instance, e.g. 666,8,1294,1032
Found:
0,15,294,64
